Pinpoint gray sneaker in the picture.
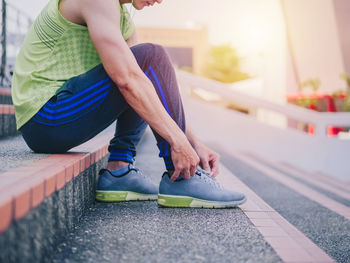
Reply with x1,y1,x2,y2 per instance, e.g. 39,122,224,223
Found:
96,164,158,202
158,167,246,208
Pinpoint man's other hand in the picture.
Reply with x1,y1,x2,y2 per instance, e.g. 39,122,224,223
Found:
193,142,220,177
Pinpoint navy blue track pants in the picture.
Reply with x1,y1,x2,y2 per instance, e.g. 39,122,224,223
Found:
20,43,186,170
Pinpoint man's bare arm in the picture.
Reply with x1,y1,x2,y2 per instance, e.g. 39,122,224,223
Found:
79,0,199,179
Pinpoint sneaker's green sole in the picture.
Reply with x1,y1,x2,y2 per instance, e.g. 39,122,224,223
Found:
96,190,157,202
157,194,247,208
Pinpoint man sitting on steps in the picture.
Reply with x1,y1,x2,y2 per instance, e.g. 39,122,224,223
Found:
11,0,246,208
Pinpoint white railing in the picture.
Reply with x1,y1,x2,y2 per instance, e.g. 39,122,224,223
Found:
176,70,350,138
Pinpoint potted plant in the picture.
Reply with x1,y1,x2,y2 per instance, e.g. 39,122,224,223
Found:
297,78,320,111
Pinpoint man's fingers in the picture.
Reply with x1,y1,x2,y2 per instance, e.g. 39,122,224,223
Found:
170,169,181,182
190,165,196,177
210,158,220,177
182,168,190,180
201,158,211,173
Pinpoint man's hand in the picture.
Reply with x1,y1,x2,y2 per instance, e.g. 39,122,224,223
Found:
193,141,220,177
170,136,200,182
185,124,220,177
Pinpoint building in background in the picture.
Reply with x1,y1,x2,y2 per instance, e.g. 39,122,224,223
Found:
136,26,209,75
281,0,349,95
333,0,350,76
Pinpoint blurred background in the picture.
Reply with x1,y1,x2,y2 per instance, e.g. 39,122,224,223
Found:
1,0,350,178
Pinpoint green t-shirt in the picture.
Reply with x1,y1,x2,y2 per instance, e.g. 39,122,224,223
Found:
11,0,134,129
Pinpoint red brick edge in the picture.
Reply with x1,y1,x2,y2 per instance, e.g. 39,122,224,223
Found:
0,88,11,96
0,104,15,115
0,131,113,233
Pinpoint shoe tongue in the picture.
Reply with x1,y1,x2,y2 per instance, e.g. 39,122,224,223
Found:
196,167,210,176
110,164,130,176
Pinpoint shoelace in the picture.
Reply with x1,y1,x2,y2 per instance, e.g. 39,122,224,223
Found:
195,167,223,189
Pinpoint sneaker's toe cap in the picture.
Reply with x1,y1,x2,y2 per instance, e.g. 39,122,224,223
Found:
226,190,246,202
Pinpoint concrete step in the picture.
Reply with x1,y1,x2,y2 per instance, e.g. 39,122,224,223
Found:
242,152,350,206
0,104,18,138
278,162,350,193
215,146,350,263
0,127,113,263
0,88,18,138
0,88,12,105
0,134,50,174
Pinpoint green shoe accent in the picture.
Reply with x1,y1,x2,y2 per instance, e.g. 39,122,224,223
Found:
158,194,247,208
96,190,157,202
157,194,193,207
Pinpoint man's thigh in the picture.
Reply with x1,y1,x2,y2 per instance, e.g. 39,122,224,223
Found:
21,64,128,153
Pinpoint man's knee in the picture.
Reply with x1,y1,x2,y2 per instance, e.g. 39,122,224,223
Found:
131,43,169,64
149,43,167,57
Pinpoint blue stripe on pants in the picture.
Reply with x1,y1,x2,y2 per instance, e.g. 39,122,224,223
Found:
146,67,171,159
